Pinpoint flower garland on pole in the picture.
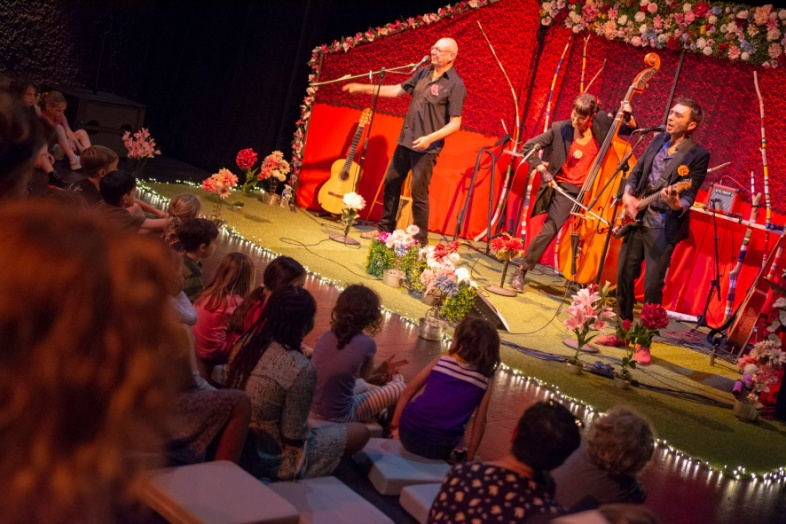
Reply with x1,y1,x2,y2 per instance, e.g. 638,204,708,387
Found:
540,1,786,68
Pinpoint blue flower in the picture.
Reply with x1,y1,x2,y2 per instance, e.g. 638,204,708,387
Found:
740,40,754,53
434,274,459,296
394,244,408,257
711,6,722,16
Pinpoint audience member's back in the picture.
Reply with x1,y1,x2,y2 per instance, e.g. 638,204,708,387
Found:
0,91,43,201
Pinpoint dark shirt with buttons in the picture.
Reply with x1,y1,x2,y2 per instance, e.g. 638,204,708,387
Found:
398,66,466,154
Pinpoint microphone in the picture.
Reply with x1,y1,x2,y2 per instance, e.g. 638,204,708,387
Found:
632,124,666,134
413,55,430,69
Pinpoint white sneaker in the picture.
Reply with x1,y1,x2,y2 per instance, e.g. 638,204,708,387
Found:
52,144,64,161
70,156,82,171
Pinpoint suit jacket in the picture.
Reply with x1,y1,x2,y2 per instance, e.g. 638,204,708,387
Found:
625,132,710,243
521,112,621,217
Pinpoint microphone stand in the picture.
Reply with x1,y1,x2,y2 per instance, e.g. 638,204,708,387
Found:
698,200,723,365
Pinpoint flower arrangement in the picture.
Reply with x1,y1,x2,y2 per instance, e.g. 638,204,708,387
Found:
540,1,786,68
340,192,366,238
122,127,161,175
202,168,239,220
290,0,491,189
415,241,478,323
489,233,525,288
614,303,670,380
236,148,260,196
365,226,420,278
735,339,786,404
564,282,615,366
260,151,291,194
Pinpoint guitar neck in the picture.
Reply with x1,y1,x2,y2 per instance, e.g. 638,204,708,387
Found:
342,125,366,173
636,189,665,211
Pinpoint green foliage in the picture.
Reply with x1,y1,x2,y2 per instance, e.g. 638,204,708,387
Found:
365,240,420,279
440,282,478,323
407,257,428,293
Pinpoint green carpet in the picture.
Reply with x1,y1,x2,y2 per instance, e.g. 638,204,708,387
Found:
142,181,786,476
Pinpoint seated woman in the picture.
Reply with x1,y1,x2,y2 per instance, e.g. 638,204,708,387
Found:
226,286,370,480
0,201,190,522
39,90,91,171
428,401,581,523
551,405,655,510
311,284,407,423
390,316,500,462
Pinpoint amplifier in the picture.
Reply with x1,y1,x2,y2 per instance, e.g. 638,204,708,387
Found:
706,184,739,214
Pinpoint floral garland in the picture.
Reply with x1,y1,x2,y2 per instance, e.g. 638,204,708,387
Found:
540,1,786,68
290,0,491,189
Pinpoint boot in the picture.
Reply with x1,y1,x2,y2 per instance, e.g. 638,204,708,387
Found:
510,266,527,292
47,170,67,189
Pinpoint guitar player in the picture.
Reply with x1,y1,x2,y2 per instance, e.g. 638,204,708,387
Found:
342,37,466,246
596,97,710,366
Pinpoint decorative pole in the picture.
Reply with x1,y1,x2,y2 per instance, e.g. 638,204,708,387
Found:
754,71,772,268
724,194,761,323
580,35,590,93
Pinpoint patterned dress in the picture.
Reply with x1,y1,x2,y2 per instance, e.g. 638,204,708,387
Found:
239,341,346,481
428,462,564,523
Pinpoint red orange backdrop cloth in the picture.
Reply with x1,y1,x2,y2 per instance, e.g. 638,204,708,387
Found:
295,0,786,319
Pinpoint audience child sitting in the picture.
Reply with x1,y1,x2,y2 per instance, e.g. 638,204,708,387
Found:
177,218,219,301
193,252,255,382
0,201,189,523
98,170,170,232
0,91,43,201
165,193,202,248
311,284,408,423
166,250,251,466
390,316,501,462
228,255,307,340
72,145,119,205
552,406,655,510
226,286,370,481
428,400,582,523
39,90,90,171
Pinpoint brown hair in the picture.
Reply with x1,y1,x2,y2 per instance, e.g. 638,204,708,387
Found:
165,193,202,246
194,252,255,311
0,200,188,523
81,145,119,178
675,96,703,128
331,284,382,349
0,92,43,200
448,316,500,377
587,405,655,479
39,90,67,111
572,93,599,117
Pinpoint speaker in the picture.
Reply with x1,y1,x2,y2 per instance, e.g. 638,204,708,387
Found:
471,293,510,332
53,86,146,159
706,184,739,214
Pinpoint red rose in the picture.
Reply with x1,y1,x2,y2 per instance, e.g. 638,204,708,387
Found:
692,2,710,18
622,319,632,331
236,148,258,170
717,43,729,54
779,53,786,68
640,303,669,330
666,37,680,51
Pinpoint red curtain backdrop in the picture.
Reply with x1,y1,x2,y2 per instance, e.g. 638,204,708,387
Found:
295,0,786,319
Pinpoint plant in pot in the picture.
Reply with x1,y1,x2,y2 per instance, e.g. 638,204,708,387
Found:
330,191,365,245
613,303,669,388
259,150,290,203
364,225,420,281
734,339,785,421
564,282,615,374
201,168,239,224
488,234,525,296
122,127,160,176
235,147,259,201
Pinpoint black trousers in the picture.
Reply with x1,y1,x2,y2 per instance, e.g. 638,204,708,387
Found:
379,145,437,245
521,183,580,270
616,226,676,322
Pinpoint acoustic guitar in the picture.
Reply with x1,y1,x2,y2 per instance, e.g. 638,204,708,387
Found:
318,108,372,215
612,179,692,238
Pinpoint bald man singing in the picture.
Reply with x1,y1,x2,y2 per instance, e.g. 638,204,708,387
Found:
344,37,466,245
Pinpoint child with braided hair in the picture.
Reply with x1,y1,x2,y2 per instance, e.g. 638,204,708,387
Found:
226,286,370,480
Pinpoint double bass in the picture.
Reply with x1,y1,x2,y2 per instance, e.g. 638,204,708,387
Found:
557,53,660,285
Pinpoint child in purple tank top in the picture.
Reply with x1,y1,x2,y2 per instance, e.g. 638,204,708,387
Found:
390,317,500,461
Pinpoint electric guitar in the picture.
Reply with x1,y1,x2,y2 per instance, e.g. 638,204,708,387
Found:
612,179,692,238
318,108,372,215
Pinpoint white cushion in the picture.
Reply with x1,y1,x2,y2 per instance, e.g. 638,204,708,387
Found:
399,483,441,524
268,476,394,524
354,438,450,496
141,460,299,524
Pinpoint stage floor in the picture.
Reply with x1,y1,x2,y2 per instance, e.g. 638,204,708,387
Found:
140,178,786,523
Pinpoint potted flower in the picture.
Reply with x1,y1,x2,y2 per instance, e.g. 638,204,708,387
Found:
259,151,290,204
122,127,161,176
734,339,786,421
364,226,420,281
564,282,615,374
329,192,365,246
236,147,260,197
613,303,670,388
488,234,525,296
201,168,239,223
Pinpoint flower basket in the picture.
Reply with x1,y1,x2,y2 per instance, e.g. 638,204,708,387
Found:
440,281,478,324
364,227,420,278
566,362,583,375
419,316,448,341
733,399,761,422
383,268,405,288
261,192,280,206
